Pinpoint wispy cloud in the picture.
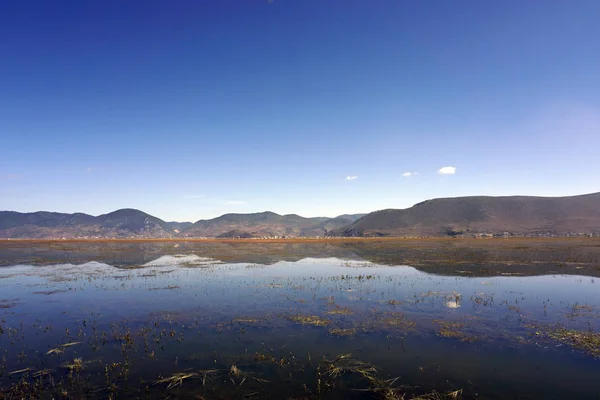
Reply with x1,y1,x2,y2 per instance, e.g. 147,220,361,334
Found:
86,167,106,173
402,172,418,177
226,200,245,205
346,176,358,181
183,195,206,199
437,166,457,175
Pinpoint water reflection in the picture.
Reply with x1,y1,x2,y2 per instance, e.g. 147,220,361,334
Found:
0,242,599,398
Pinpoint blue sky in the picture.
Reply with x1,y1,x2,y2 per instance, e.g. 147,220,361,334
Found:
1,0,599,222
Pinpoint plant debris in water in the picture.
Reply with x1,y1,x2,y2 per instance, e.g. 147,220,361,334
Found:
2,240,600,398
537,325,600,358
287,314,331,326
434,321,479,342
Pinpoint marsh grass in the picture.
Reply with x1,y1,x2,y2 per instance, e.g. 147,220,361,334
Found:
374,312,417,332
45,341,81,356
198,368,220,386
3,240,600,398
229,364,269,386
411,390,463,400
9,368,31,376
319,353,377,380
233,317,264,324
287,314,330,327
0,301,17,309
31,369,53,378
317,354,462,400
0,311,468,400
565,303,597,319
543,326,600,358
45,347,64,355
329,328,357,337
63,357,84,373
32,289,69,295
155,371,199,389
326,305,354,315
434,321,479,342
148,285,180,291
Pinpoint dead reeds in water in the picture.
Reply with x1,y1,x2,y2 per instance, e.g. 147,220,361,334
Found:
155,371,199,389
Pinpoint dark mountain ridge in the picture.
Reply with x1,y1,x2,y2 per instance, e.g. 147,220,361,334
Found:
1,193,599,239
331,192,600,237
0,210,361,239
0,209,175,238
180,211,352,238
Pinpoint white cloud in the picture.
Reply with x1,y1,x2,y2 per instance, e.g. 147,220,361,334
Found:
437,166,456,175
226,201,245,205
346,176,358,181
86,167,106,173
402,172,418,177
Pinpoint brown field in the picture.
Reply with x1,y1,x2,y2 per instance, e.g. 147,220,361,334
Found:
1,237,598,244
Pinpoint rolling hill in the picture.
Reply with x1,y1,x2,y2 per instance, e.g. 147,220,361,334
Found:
0,209,176,238
179,211,355,238
0,210,363,239
2,192,599,239
330,192,600,237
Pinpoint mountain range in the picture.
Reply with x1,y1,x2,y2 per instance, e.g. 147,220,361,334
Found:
0,209,365,239
1,192,599,239
331,192,600,237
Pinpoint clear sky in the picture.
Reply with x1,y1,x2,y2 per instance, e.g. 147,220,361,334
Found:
1,0,599,222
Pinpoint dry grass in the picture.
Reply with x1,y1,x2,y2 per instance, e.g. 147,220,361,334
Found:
63,357,84,373
379,313,417,331
9,368,31,376
411,390,462,399
546,327,600,358
233,317,263,324
319,353,377,379
148,285,181,291
434,321,478,342
287,314,330,327
45,341,81,356
31,369,53,378
156,372,199,389
32,290,69,295
329,328,357,337
326,305,354,315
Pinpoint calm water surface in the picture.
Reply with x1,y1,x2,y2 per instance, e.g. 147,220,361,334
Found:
1,241,600,399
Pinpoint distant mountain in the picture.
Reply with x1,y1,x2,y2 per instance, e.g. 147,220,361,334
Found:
0,209,178,238
0,209,352,239
180,211,350,238
330,192,600,237
335,214,367,222
165,221,193,234
216,229,255,239
96,209,171,235
3,192,599,239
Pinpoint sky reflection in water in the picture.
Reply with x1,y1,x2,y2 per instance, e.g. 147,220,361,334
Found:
1,247,600,399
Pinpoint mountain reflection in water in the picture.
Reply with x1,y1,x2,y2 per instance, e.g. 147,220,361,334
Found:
1,240,599,399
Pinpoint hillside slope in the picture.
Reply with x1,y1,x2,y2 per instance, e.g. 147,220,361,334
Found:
0,209,358,239
179,211,350,238
331,192,600,237
0,209,177,238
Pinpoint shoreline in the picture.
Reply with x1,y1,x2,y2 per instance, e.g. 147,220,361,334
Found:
0,237,597,244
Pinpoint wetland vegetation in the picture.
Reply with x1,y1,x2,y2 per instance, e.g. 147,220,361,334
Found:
1,239,600,399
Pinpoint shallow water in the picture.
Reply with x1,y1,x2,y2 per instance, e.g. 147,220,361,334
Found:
1,240,600,399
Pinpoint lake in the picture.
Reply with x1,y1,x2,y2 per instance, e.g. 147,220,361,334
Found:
1,239,600,399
